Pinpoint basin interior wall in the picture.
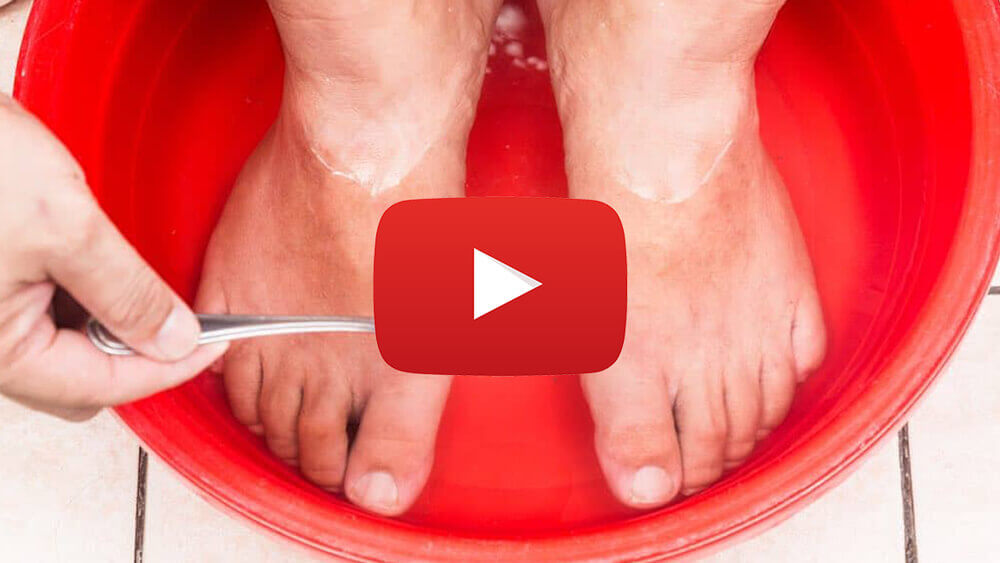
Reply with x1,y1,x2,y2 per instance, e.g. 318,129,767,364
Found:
14,0,995,560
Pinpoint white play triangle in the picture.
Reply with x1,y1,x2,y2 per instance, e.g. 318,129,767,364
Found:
473,248,542,320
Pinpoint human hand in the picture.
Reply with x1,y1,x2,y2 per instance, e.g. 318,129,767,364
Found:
0,93,227,420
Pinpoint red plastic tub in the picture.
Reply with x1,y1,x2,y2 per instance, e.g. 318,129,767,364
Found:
14,0,1000,560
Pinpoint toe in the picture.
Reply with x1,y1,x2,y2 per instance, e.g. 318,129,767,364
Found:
344,372,451,516
757,354,796,439
297,375,351,492
194,275,228,377
674,369,728,495
221,342,263,430
792,291,827,381
258,352,305,464
194,280,260,426
722,361,762,469
582,364,682,509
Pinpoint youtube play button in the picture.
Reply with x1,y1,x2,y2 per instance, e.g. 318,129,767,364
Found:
374,198,626,376
473,248,542,320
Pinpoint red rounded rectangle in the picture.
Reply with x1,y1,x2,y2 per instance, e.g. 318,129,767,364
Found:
374,197,626,375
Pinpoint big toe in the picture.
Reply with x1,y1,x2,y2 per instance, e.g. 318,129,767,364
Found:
344,372,452,516
582,364,682,509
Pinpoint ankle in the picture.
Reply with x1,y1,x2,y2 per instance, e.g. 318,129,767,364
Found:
561,69,760,203
271,73,475,197
258,105,468,210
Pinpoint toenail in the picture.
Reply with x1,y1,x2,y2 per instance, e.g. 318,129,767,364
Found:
629,466,674,506
682,486,706,497
353,471,399,513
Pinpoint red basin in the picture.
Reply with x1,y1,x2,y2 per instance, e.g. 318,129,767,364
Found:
15,0,1000,560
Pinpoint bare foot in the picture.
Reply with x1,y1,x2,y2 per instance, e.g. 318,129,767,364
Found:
197,0,500,515
539,0,826,507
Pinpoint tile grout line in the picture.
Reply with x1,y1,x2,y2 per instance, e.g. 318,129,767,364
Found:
134,448,148,563
112,284,991,563
897,425,918,563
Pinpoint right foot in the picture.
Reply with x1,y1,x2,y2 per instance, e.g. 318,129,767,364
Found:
197,0,500,516
539,0,826,508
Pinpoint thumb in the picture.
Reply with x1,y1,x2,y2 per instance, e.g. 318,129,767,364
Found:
45,201,200,362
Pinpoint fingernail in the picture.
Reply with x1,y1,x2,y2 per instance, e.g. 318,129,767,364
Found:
154,306,199,360
629,466,673,506
352,471,399,513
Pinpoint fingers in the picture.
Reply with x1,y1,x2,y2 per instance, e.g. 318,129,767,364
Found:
345,371,451,516
0,318,227,411
45,203,200,362
0,94,200,364
0,95,215,418
5,393,101,422
582,363,682,509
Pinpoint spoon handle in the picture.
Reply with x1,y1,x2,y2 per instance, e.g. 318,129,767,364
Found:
87,314,375,356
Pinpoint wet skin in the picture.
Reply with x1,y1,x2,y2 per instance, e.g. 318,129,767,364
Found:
200,0,826,514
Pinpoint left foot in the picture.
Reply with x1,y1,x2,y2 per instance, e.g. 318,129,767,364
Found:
538,0,827,508
198,0,500,516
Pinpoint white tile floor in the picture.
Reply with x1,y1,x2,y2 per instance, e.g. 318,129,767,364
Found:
0,1,997,560
141,459,323,563
907,301,1000,562
0,0,27,92
0,406,139,562
713,438,906,562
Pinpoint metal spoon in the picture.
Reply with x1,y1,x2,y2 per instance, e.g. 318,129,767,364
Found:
87,314,375,356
